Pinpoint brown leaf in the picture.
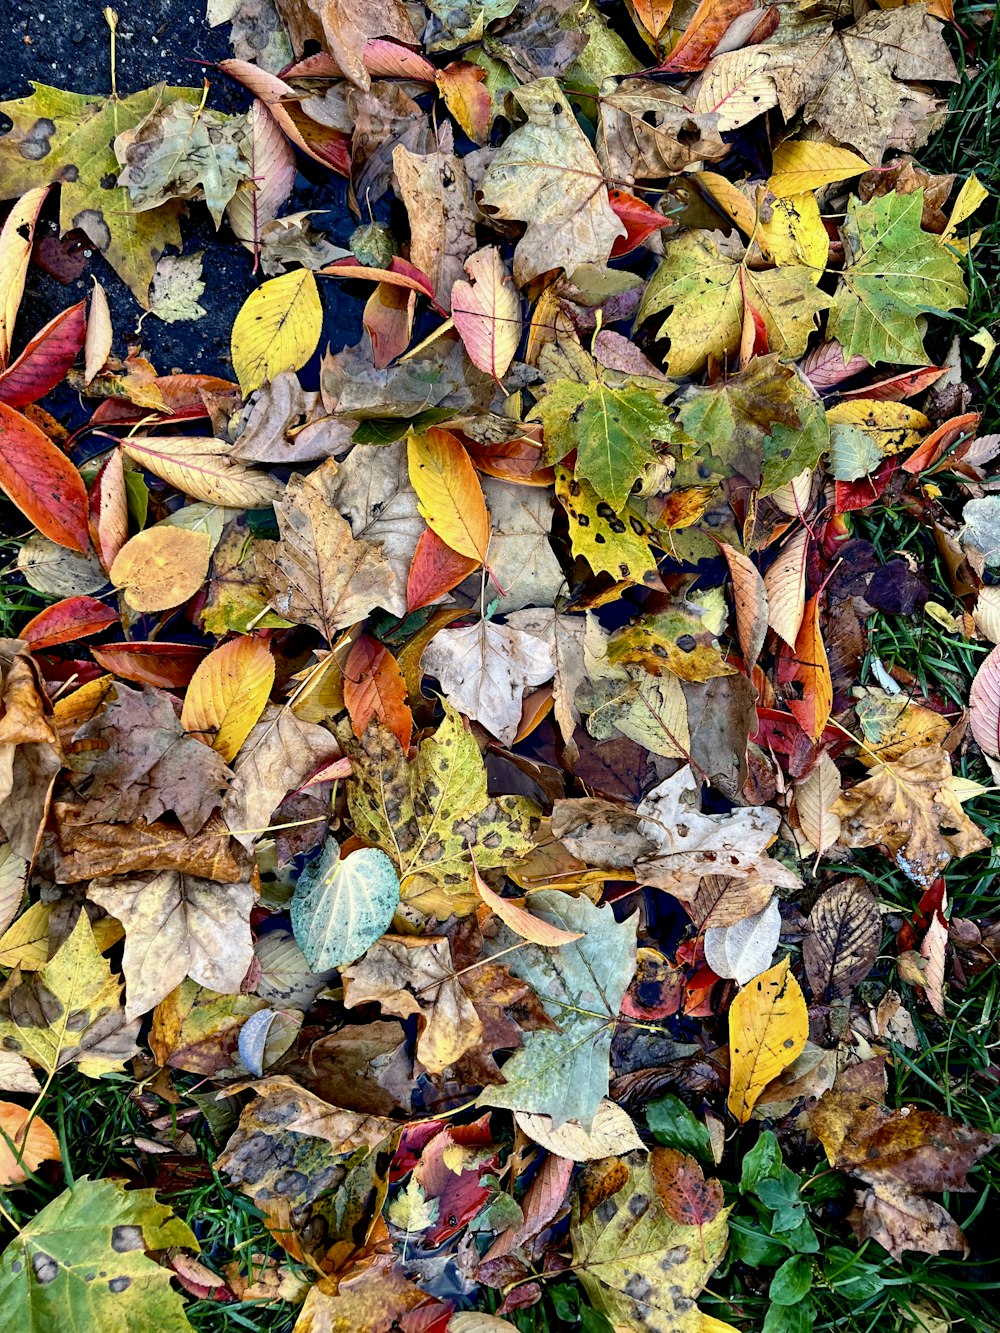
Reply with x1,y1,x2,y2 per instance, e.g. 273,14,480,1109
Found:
0,640,62,860
833,744,989,887
803,880,881,1001
650,1146,724,1238
73,684,231,838
392,137,476,309
274,0,416,90
51,806,246,883
851,1179,970,1260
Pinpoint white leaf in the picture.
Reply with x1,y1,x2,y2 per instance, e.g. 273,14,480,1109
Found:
514,1099,645,1161
704,895,780,985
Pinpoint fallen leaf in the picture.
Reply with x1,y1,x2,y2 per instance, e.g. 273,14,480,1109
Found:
515,1100,645,1161
181,635,275,762
231,268,324,395
727,956,808,1123
291,843,401,971
0,1100,60,1185
110,526,212,613
452,247,521,380
803,880,881,1001
407,426,490,563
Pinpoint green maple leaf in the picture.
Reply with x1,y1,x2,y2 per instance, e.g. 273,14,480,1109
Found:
829,190,967,365
676,355,829,496
0,82,201,305
0,1176,197,1332
340,703,539,907
531,374,675,514
476,890,637,1127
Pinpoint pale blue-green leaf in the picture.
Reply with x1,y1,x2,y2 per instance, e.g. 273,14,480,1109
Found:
291,845,400,972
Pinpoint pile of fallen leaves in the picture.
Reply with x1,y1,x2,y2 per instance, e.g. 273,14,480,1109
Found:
0,0,997,1328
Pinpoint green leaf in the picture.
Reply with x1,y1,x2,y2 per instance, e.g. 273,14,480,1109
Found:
676,356,829,497
291,844,401,971
646,1094,714,1161
0,1176,197,1332
740,1130,783,1193
763,1297,816,1333
636,231,830,377
769,1254,814,1305
829,190,967,365
0,910,139,1078
531,372,674,513
828,421,882,482
477,890,637,1126
756,1168,808,1233
0,83,201,304
729,1219,789,1268
571,1153,728,1333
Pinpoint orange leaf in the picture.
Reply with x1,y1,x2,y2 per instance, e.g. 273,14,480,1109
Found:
720,545,769,672
0,1100,60,1185
659,0,756,71
343,634,413,751
20,596,118,650
91,642,208,688
407,426,491,564
473,866,584,947
633,0,675,39
0,399,89,551
435,61,492,144
88,449,129,573
780,594,832,742
406,528,479,612
764,527,808,647
181,636,276,762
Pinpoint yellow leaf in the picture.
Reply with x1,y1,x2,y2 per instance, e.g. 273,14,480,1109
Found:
727,956,808,1123
230,269,323,396
407,426,490,563
764,528,808,648
84,279,113,385
768,140,869,197
756,193,828,273
943,173,988,239
700,1316,742,1333
121,437,284,508
181,636,275,762
696,171,756,235
0,1101,60,1185
111,526,212,613
0,187,48,366
826,399,929,455
0,900,51,971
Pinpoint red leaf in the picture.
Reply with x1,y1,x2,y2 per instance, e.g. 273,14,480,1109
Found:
406,528,479,611
412,1114,499,1247
609,190,673,257
903,411,981,474
90,641,208,688
839,365,946,403
0,400,89,550
88,373,241,427
0,302,87,408
20,596,118,650
343,633,413,750
650,1147,723,1258
323,257,443,312
655,0,756,71
834,458,898,513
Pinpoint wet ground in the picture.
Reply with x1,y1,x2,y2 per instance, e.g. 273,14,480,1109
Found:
0,0,362,399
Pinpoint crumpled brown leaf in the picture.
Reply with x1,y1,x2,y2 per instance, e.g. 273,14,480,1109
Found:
0,640,62,861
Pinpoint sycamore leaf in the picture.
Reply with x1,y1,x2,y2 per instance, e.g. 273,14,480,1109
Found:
830,191,967,366
0,82,201,303
88,871,255,1019
833,744,989,886
637,230,830,376
0,910,140,1078
407,426,490,562
181,635,274,762
111,526,212,613
231,269,324,395
73,684,231,838
421,618,555,746
727,956,808,1123
477,77,624,286
342,703,538,908
0,1176,198,1331
291,844,400,972
571,1153,729,1333
532,370,674,513
258,461,404,640
452,247,521,379
477,890,637,1127
343,934,483,1073
115,100,251,227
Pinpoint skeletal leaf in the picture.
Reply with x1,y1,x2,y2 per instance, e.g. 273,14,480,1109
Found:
803,880,881,1001
727,956,808,1123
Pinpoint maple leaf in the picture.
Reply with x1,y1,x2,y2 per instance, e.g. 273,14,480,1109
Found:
0,1177,198,1331
73,684,231,838
477,890,637,1127
833,744,989,886
637,230,831,376
829,190,967,365
0,83,201,303
531,365,675,513
477,77,625,286
341,703,539,910
258,460,404,639
88,870,256,1019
